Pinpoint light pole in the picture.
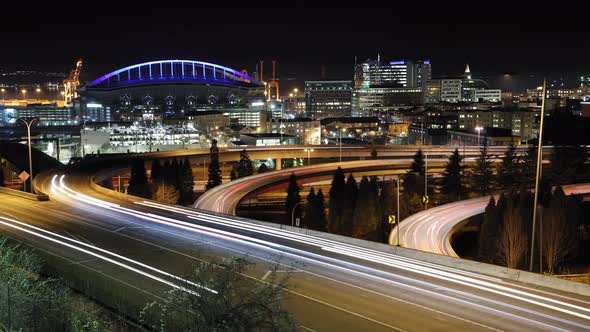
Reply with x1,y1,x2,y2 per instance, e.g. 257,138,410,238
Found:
21,89,27,101
339,127,346,162
304,148,314,166
291,201,304,227
475,126,483,147
18,118,38,193
424,152,428,210
530,78,547,272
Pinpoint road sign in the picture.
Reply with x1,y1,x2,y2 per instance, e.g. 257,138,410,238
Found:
18,171,29,182
422,195,429,204
295,217,300,227
388,215,396,224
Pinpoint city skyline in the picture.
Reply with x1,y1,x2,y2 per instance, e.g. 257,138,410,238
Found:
1,8,588,92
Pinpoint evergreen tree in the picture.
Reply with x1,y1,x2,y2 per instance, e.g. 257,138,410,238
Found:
178,158,194,205
341,173,358,236
153,181,180,204
127,158,151,198
162,159,172,183
258,163,269,174
517,144,537,189
171,158,181,188
150,159,163,183
379,180,398,243
285,173,301,224
497,143,519,192
230,166,238,180
328,167,346,234
237,149,254,178
371,147,378,160
303,188,317,229
441,148,465,202
403,149,425,195
478,196,500,263
472,140,494,196
206,139,222,191
315,189,328,232
0,167,4,187
548,145,589,186
352,176,380,240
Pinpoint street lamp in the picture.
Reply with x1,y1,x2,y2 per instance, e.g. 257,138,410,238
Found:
338,127,346,162
291,201,305,227
18,118,38,193
475,126,483,147
1,88,5,100
21,89,27,101
304,148,314,166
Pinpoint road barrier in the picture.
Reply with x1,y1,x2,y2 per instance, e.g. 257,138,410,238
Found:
0,186,49,201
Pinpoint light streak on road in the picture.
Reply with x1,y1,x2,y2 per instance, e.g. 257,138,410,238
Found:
46,174,590,330
0,213,215,296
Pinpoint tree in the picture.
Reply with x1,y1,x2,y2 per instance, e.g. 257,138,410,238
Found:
403,149,425,195
315,189,328,232
517,144,537,189
541,187,577,274
237,149,254,178
127,158,151,198
352,176,380,240
140,257,297,331
472,140,494,196
230,166,238,181
548,145,590,186
0,167,5,187
285,173,301,224
370,147,378,160
379,180,398,243
478,196,500,263
206,139,222,191
329,167,346,234
496,198,528,269
497,143,519,192
150,159,163,183
303,187,328,232
258,163,269,174
153,182,180,204
441,148,465,202
177,158,194,205
341,174,358,236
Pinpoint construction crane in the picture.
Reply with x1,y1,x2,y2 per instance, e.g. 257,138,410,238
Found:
267,60,280,101
63,59,83,104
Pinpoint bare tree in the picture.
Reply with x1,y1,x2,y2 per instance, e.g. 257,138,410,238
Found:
153,182,180,204
541,191,577,274
497,201,528,269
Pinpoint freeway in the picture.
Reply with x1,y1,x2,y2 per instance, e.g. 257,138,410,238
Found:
389,184,590,256
195,159,446,215
0,171,585,331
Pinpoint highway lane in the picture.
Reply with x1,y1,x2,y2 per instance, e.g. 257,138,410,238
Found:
195,159,446,215
10,172,587,331
389,184,590,256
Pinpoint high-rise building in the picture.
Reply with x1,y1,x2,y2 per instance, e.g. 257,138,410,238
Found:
427,65,500,103
304,81,352,119
351,87,423,117
354,58,431,88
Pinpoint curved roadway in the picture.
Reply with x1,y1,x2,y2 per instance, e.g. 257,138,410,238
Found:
389,184,590,256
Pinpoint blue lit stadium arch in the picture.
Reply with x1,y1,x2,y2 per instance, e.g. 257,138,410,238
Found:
87,59,260,88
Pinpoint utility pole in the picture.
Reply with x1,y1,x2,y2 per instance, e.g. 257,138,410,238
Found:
530,78,546,272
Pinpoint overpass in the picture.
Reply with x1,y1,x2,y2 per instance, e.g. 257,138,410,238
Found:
0,147,588,330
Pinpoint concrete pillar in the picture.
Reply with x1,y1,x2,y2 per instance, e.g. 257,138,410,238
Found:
275,158,282,170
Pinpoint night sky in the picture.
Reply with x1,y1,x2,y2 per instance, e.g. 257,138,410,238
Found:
2,6,588,92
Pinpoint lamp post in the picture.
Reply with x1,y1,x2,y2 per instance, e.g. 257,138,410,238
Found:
1,88,5,100
18,118,38,193
530,78,547,272
475,126,483,147
21,89,27,101
395,175,401,246
291,201,304,227
304,147,314,166
424,152,428,210
339,127,346,162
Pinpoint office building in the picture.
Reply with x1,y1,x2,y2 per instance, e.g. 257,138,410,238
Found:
354,58,431,88
0,103,73,126
351,87,423,117
304,81,352,119
427,65,501,103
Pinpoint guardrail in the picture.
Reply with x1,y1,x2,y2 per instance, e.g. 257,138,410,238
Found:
0,186,49,201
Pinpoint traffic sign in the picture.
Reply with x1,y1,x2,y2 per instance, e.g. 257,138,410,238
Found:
295,217,300,227
388,215,396,224
18,171,30,182
422,195,429,204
